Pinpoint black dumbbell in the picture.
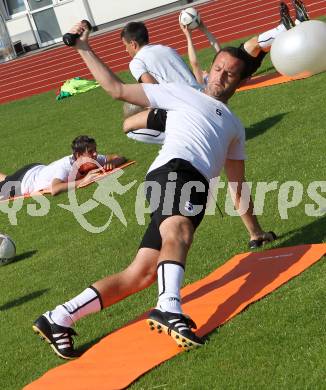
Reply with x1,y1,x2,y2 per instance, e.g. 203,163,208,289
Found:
62,20,92,47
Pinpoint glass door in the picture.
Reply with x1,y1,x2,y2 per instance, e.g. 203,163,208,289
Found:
24,0,62,47
0,14,16,62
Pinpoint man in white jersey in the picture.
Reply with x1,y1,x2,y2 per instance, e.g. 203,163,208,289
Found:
0,135,126,200
180,0,311,87
123,22,199,87
120,21,200,145
32,22,276,359
120,1,299,146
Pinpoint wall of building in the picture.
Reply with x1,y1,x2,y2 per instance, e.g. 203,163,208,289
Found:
54,0,89,34
5,14,36,46
2,0,182,51
87,0,178,26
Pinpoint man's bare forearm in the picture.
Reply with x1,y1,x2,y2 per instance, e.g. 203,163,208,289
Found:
229,181,264,239
51,179,84,196
70,22,149,106
238,197,264,239
77,45,149,106
199,24,221,53
77,45,123,99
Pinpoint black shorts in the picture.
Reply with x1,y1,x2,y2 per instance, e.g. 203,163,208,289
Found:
0,163,41,198
238,43,267,76
147,108,167,132
139,158,209,251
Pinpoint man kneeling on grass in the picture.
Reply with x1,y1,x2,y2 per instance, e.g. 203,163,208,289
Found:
32,21,276,360
0,135,126,200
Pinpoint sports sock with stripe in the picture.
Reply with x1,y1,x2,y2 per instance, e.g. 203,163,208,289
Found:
257,24,287,50
50,286,103,328
156,261,184,314
127,129,165,145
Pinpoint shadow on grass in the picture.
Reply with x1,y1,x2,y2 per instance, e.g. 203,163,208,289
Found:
68,218,326,355
255,65,275,76
0,289,49,311
77,335,107,355
9,250,38,265
277,215,326,247
246,112,288,140
184,245,324,337
182,216,326,336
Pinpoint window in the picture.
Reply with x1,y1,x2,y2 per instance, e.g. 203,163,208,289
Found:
4,0,26,16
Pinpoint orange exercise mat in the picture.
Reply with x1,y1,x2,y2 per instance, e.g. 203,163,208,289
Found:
25,243,326,390
236,72,308,92
77,160,136,188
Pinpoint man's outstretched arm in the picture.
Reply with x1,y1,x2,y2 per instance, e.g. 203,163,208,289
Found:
69,22,150,107
224,158,275,243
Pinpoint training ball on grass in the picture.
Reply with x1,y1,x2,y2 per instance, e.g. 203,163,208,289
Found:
179,7,201,30
271,20,326,78
0,233,16,265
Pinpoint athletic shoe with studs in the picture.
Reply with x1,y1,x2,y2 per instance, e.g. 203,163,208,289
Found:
32,311,79,360
280,2,295,30
147,308,204,350
292,0,309,22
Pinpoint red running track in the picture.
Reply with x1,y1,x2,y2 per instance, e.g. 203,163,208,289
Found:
0,0,325,104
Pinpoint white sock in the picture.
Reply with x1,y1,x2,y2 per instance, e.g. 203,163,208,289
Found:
127,129,165,145
156,261,184,314
50,286,103,328
257,24,287,50
295,19,302,26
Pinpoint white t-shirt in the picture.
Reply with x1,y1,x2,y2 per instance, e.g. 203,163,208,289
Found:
129,44,201,89
142,83,246,181
21,154,107,194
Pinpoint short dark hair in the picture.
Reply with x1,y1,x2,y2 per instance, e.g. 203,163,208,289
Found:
120,22,149,46
212,46,255,80
71,135,96,156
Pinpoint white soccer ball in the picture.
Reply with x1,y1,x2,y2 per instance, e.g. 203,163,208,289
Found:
0,233,16,265
271,20,326,77
179,7,201,30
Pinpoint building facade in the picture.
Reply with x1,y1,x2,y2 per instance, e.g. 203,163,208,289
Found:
0,0,189,56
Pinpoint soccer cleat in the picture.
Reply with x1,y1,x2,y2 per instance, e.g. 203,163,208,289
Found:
280,2,295,30
147,309,204,350
248,231,277,249
292,0,309,22
32,311,79,360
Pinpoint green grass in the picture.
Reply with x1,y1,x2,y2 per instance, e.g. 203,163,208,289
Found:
0,34,326,390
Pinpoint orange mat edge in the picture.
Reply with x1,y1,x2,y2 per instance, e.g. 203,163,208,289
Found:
236,72,308,92
0,161,136,204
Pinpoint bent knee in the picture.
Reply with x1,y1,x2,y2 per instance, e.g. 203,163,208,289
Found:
160,218,194,249
162,233,193,250
123,118,133,133
123,102,144,119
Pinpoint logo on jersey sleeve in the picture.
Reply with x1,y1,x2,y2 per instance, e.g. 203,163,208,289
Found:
216,108,222,116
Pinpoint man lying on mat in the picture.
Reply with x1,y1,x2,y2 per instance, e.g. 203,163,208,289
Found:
32,21,276,359
0,135,126,200
183,1,310,85
124,0,310,145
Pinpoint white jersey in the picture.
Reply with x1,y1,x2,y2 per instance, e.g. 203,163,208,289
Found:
142,83,246,181
129,44,200,89
21,154,107,194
